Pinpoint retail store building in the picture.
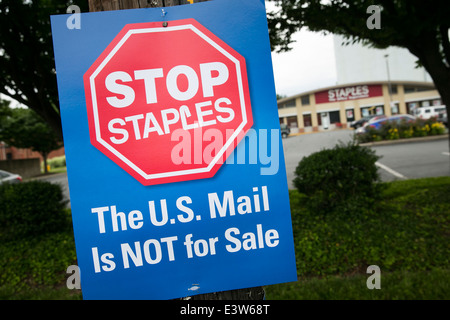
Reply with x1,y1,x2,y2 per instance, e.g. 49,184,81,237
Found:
277,81,441,133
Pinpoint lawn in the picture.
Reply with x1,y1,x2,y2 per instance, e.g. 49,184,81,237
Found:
265,268,450,300
266,176,450,299
0,177,448,299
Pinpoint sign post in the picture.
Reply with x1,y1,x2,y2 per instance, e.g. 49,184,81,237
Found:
52,0,297,300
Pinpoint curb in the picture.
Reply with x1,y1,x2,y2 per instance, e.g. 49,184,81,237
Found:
25,171,67,181
359,134,449,147
287,128,352,137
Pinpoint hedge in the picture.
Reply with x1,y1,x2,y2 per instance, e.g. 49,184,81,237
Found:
293,142,382,215
0,180,70,242
0,181,76,295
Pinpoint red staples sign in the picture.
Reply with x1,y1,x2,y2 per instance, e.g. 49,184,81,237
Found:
84,19,253,186
315,84,383,104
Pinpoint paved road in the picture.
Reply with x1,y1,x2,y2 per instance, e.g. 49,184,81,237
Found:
371,139,450,182
35,171,71,208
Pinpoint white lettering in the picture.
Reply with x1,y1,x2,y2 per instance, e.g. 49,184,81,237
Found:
105,71,135,108
134,68,164,104
200,62,229,97
166,65,199,101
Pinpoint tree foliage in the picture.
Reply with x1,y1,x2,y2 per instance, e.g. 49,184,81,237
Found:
268,0,450,55
268,0,450,150
0,0,89,139
0,105,62,171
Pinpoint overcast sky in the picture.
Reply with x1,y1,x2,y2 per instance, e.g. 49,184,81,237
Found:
270,30,338,98
266,2,338,98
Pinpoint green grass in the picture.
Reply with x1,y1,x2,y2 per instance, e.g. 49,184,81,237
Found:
265,176,450,299
48,166,67,174
0,177,448,299
0,285,82,300
0,232,77,299
265,268,450,300
295,177,449,275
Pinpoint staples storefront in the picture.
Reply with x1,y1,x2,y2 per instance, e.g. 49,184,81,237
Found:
277,81,440,133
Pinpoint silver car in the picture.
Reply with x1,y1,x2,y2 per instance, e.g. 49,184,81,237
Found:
0,169,22,185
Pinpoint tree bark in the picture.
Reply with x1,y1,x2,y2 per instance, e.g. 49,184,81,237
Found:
407,33,450,155
88,0,265,301
42,151,49,174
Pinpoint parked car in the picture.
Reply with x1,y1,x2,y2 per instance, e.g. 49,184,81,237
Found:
350,115,386,129
413,106,446,120
356,114,415,134
280,123,290,138
0,169,22,185
350,116,372,129
437,109,448,127
368,115,387,123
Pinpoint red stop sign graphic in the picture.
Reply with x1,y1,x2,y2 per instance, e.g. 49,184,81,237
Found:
84,19,253,186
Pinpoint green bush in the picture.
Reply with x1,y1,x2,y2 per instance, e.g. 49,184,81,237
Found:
292,143,382,214
47,155,66,169
0,181,70,242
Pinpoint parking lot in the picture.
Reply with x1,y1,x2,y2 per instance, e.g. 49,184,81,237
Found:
41,129,449,205
283,129,450,189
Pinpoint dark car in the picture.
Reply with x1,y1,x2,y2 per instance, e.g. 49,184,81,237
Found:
0,169,22,185
350,115,385,129
350,116,371,129
280,123,290,138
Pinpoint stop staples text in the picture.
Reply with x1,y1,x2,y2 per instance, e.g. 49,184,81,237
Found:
106,62,235,143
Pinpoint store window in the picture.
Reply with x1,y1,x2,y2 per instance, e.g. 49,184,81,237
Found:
329,111,341,124
303,114,312,127
287,116,298,128
404,85,434,93
407,102,418,114
301,95,310,106
278,99,296,109
391,103,400,115
361,105,384,117
346,109,355,122
388,84,398,95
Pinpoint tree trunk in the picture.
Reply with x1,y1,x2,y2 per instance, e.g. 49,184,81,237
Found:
407,34,450,156
42,152,49,174
88,0,265,301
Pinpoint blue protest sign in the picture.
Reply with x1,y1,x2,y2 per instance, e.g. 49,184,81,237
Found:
51,0,297,299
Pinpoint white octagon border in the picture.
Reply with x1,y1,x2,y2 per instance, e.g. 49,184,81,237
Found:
88,24,249,181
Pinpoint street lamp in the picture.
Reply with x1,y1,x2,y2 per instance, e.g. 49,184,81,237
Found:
384,54,395,114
